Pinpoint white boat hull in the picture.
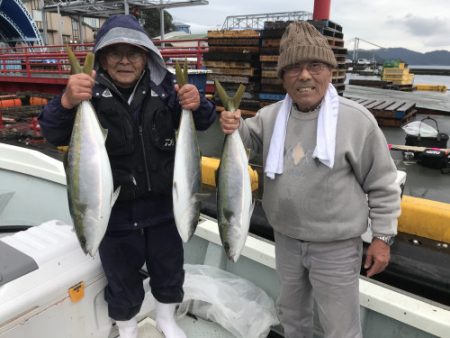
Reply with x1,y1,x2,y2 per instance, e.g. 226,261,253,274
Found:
0,143,449,338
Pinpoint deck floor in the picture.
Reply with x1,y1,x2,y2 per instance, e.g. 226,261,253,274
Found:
109,316,234,338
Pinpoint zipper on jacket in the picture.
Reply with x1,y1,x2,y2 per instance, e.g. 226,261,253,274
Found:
138,125,152,191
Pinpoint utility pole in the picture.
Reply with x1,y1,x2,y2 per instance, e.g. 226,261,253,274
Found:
160,0,165,47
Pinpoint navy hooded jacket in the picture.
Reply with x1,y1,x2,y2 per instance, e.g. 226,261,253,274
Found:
38,15,216,230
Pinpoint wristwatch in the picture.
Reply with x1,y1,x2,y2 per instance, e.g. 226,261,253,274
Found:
373,235,395,246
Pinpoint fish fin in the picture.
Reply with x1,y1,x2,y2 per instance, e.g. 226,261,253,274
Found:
245,147,252,160
214,80,232,110
62,151,69,171
101,127,108,141
173,181,178,200
111,186,121,207
65,46,82,74
215,80,246,112
223,208,235,225
82,52,95,75
175,60,188,87
232,84,246,110
229,251,239,263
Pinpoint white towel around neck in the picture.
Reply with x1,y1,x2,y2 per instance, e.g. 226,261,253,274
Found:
264,83,340,179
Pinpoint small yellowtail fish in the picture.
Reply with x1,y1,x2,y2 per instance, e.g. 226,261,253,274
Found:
172,61,203,242
215,80,255,262
65,47,120,256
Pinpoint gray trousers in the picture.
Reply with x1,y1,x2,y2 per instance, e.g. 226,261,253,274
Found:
274,231,363,338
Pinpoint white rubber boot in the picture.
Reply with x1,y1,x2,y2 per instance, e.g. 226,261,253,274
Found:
116,317,139,338
155,301,187,338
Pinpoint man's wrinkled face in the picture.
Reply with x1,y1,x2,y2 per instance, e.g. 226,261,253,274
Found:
100,43,147,88
282,62,333,111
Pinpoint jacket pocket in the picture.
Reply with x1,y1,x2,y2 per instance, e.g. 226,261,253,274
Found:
148,107,176,152
98,108,135,156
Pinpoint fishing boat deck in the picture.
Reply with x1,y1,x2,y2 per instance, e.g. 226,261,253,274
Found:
108,316,234,338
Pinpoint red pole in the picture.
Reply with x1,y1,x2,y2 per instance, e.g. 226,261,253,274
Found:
313,0,331,21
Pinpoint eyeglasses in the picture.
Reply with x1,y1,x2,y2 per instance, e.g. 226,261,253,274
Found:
284,62,328,77
105,47,146,62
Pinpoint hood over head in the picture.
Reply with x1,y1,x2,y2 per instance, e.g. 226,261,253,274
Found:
94,15,167,85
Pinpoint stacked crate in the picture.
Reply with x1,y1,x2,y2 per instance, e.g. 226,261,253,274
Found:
204,30,261,112
382,61,414,91
258,20,348,108
308,20,347,95
259,21,289,106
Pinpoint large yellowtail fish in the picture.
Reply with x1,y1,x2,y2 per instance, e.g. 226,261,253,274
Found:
65,47,120,256
215,81,254,262
172,62,203,242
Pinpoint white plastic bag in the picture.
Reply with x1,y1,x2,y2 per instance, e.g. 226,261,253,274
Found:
402,121,438,137
179,264,279,338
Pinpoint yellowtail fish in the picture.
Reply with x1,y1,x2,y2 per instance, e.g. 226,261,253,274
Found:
172,61,203,242
215,81,254,262
65,47,120,256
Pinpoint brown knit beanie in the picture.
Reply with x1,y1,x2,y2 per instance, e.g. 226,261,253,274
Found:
277,21,337,78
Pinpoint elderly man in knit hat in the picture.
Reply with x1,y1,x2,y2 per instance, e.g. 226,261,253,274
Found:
39,14,215,338
220,21,400,337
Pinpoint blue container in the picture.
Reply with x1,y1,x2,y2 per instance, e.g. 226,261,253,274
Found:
188,70,210,94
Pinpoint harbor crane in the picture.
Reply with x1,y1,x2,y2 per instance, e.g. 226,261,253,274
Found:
351,37,384,63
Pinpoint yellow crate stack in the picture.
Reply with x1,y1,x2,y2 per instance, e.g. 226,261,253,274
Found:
382,62,414,85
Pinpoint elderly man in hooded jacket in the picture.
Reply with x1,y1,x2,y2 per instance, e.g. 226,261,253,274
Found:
39,15,216,338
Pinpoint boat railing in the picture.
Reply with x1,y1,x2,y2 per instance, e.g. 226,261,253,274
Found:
0,43,92,80
0,38,208,83
154,38,209,69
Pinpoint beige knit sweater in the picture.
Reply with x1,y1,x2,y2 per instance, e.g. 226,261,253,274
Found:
239,96,401,242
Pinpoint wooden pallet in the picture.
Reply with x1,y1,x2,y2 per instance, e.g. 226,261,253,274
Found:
347,97,417,127
208,38,260,46
208,46,260,54
309,19,343,32
260,55,278,62
207,74,251,84
207,30,260,38
209,67,256,77
204,61,252,69
261,70,278,78
261,78,282,85
375,111,416,127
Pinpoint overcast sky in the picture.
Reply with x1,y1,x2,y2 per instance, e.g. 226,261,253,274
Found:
167,0,450,53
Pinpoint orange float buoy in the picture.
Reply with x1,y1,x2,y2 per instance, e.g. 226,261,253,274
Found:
29,97,49,106
0,98,21,108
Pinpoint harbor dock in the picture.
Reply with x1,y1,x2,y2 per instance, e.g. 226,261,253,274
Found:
344,84,450,115
409,67,450,76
